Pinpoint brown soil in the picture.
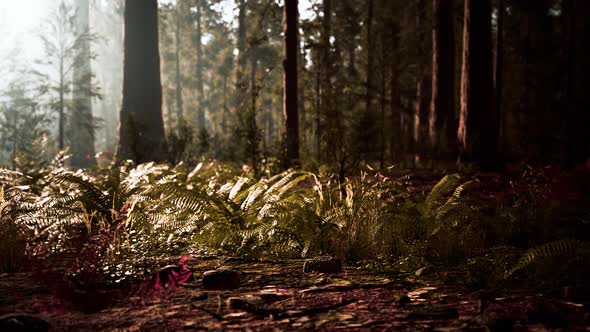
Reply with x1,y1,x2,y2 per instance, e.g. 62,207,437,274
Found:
1,257,588,331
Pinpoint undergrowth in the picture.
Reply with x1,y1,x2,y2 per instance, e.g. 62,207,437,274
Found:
0,147,588,297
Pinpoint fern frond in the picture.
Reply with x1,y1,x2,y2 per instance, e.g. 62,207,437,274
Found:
506,239,590,278
425,174,461,213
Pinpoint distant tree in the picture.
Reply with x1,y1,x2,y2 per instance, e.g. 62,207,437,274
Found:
174,1,186,132
71,0,97,168
429,0,456,161
33,1,100,153
0,80,52,166
93,0,123,154
389,19,402,162
413,0,431,164
117,0,167,163
194,0,209,152
283,0,299,166
457,0,496,168
235,0,248,114
319,0,332,162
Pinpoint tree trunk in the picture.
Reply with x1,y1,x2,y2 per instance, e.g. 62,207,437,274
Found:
117,0,167,164
174,2,184,133
195,0,206,133
363,0,375,159
221,75,228,132
321,0,332,140
59,56,65,150
379,21,387,168
314,50,321,161
429,0,456,161
71,0,96,168
390,21,402,162
283,0,300,165
495,0,504,158
458,0,496,168
247,56,259,174
413,0,430,165
299,47,307,150
235,0,247,114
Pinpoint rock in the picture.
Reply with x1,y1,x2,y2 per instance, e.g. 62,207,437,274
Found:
408,306,459,320
202,267,240,290
226,296,263,310
303,256,342,274
0,314,50,332
190,292,208,301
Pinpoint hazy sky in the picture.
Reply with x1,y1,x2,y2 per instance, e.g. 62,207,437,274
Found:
0,0,52,66
0,0,315,70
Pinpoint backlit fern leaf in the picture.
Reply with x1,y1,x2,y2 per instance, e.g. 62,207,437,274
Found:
425,174,461,215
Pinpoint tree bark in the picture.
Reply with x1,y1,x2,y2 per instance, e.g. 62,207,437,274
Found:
413,0,430,165
314,49,321,161
494,0,504,158
363,0,375,159
195,0,206,133
59,56,65,150
283,0,300,165
235,0,247,115
174,2,184,133
117,0,167,163
389,21,402,162
458,0,496,168
71,0,96,168
429,0,456,161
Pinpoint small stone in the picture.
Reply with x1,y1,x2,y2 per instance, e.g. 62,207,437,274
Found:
202,267,240,290
303,256,342,274
408,306,459,320
191,292,208,301
0,314,50,332
226,296,262,310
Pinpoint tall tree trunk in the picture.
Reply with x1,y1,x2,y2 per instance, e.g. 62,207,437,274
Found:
174,2,184,133
71,0,96,167
248,56,259,174
59,56,65,150
458,0,496,168
299,47,307,151
117,0,167,163
390,21,402,162
429,0,456,161
235,0,247,114
222,75,228,132
562,0,587,166
283,0,299,165
314,50,322,161
413,0,430,165
195,0,206,133
494,0,504,158
363,0,375,159
379,22,387,168
321,0,332,139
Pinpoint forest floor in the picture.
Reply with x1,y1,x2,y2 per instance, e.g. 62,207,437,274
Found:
2,164,589,331
1,256,590,331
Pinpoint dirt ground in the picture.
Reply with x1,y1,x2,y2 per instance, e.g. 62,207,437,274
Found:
1,257,589,331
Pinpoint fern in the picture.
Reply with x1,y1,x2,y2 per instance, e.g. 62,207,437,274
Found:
506,239,590,278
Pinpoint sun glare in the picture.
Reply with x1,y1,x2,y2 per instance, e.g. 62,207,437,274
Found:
0,0,50,64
